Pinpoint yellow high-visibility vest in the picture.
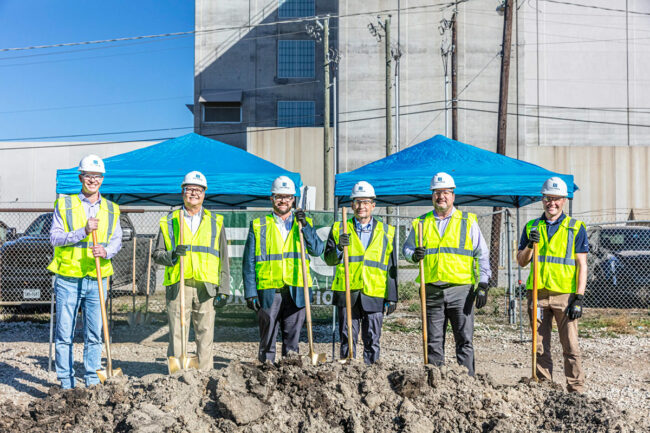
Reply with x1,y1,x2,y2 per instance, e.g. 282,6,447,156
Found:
159,208,223,286
253,214,313,289
47,195,119,278
525,216,584,293
331,218,395,298
412,210,478,285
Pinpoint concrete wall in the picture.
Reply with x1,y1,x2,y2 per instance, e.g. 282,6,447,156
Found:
0,141,160,208
194,0,338,149
246,126,332,209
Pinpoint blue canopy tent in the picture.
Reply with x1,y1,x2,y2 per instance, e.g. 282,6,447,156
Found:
335,135,577,207
55,133,302,207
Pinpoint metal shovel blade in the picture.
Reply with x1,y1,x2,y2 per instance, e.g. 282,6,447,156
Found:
127,312,138,327
306,351,327,366
97,367,123,384
168,354,199,374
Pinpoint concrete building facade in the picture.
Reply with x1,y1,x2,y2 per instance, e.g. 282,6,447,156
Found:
194,0,650,216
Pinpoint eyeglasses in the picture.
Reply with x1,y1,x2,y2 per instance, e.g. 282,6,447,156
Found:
184,187,204,195
81,174,103,181
353,199,374,207
433,189,453,197
542,196,564,203
272,195,294,202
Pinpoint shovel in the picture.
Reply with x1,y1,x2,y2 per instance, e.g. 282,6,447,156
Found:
297,217,327,365
340,207,355,363
127,237,138,327
418,221,429,365
531,239,539,382
93,231,123,383
139,238,154,325
168,216,199,373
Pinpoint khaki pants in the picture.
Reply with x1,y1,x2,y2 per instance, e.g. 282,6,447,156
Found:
166,283,215,370
527,290,584,392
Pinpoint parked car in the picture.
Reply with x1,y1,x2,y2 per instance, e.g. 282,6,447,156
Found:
586,225,650,308
0,212,156,307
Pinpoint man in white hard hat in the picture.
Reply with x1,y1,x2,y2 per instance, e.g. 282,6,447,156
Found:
48,154,123,389
402,172,491,376
517,176,588,393
152,171,230,370
242,175,324,362
323,181,398,364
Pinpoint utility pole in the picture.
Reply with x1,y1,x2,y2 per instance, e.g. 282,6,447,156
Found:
440,16,453,137
385,15,392,158
489,0,514,288
323,18,331,210
307,18,339,210
451,8,458,141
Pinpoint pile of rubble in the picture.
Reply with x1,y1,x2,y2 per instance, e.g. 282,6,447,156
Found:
0,357,644,432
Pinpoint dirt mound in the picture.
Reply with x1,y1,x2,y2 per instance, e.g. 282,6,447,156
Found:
0,357,645,432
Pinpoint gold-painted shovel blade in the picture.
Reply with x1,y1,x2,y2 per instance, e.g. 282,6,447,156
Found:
168,355,199,374
97,367,123,384
306,351,327,366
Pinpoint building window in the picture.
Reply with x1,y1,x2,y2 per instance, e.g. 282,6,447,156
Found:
277,101,315,127
278,0,315,18
203,102,241,123
278,40,315,78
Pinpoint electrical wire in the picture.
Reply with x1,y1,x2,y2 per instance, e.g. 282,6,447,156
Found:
540,0,650,16
0,1,463,53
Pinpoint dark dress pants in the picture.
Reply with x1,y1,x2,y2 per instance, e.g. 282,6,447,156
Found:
425,284,476,375
338,297,383,364
257,291,305,363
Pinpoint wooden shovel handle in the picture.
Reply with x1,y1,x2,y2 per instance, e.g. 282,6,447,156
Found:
297,217,316,355
178,214,187,358
92,231,113,375
418,222,428,365
532,241,539,381
342,207,354,360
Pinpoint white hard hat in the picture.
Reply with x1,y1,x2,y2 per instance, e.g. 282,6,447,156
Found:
271,175,296,195
78,154,105,174
182,170,208,190
350,181,376,199
541,176,568,197
430,172,456,190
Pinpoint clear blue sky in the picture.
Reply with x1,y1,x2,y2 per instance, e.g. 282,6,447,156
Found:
0,0,195,143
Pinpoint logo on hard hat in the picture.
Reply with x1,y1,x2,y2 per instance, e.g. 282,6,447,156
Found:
552,183,558,188
282,182,287,187
195,174,201,179
93,160,98,165
358,186,364,191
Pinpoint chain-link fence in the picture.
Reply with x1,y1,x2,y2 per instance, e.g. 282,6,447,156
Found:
1,207,648,324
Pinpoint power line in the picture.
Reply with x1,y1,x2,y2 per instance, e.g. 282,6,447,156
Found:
0,126,193,142
540,0,650,16
0,2,461,53
408,51,501,146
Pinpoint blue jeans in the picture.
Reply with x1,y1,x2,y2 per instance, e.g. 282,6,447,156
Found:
54,275,106,388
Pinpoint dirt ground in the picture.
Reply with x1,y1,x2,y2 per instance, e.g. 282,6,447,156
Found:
0,304,649,431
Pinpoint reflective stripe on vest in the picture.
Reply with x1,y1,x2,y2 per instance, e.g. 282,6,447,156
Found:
525,216,582,293
412,210,478,285
159,208,223,286
253,214,313,289
47,195,119,278
331,218,395,298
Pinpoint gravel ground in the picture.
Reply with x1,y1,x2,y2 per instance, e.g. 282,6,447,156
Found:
1,307,648,423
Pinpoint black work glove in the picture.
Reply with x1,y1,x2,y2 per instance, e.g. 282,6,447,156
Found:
213,294,229,309
527,230,540,249
567,294,584,320
337,233,350,251
412,247,426,263
475,282,489,309
294,209,308,228
171,244,188,261
383,301,397,316
246,297,261,312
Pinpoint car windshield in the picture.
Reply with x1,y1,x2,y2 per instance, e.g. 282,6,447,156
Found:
24,214,53,237
600,229,650,252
